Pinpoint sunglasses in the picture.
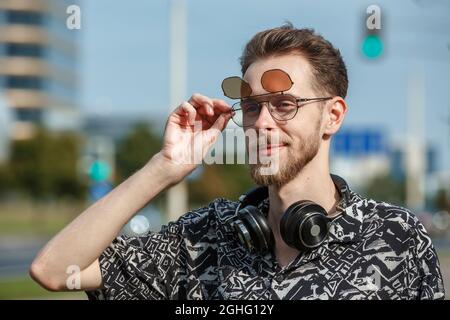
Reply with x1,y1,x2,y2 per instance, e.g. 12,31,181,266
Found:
221,69,333,127
222,69,293,99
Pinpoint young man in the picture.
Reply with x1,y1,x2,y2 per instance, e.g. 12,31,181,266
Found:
30,24,445,300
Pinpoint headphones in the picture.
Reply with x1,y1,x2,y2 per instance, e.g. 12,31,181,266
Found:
228,174,350,254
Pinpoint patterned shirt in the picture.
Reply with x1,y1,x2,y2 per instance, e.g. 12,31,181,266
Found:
85,188,445,300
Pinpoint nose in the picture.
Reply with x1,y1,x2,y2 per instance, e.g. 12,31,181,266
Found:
253,103,276,130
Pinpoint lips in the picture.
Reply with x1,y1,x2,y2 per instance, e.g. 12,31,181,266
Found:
259,143,287,156
247,136,289,159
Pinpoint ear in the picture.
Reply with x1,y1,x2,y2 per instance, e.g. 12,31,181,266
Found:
323,97,347,136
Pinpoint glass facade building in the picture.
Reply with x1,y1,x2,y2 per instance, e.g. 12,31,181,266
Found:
0,0,78,132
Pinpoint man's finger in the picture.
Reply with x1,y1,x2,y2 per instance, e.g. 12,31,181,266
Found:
178,102,197,125
189,93,214,116
211,99,232,113
210,112,232,132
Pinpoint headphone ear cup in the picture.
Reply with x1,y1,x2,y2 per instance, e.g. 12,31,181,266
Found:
236,205,274,254
280,202,304,248
280,201,329,251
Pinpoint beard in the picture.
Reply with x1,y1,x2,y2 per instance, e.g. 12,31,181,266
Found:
248,121,322,188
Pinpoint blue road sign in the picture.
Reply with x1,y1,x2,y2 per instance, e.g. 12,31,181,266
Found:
332,129,386,156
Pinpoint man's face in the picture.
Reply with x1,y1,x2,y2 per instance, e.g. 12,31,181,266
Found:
242,54,326,187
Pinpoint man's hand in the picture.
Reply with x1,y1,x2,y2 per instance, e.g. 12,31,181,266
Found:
159,93,232,183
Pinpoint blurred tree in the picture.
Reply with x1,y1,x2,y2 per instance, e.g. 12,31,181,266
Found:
189,164,253,206
434,188,450,212
0,163,13,197
363,174,406,206
115,122,162,183
8,128,86,199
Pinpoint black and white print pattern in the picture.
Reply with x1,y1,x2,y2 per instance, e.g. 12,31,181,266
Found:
86,188,445,300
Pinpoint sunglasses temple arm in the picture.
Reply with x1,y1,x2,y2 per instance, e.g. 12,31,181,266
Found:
298,97,333,102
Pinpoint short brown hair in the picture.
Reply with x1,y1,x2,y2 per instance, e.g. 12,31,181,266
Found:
240,23,348,98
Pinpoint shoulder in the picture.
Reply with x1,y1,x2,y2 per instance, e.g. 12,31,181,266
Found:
367,197,421,229
177,197,239,225
165,197,239,239
115,198,239,254
354,193,430,244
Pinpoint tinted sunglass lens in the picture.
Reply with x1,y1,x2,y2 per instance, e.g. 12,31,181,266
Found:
261,69,293,93
222,77,252,99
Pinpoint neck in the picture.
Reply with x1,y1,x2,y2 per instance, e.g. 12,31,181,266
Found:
267,147,340,238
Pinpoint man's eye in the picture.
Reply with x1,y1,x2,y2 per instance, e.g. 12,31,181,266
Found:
276,100,296,108
242,103,259,113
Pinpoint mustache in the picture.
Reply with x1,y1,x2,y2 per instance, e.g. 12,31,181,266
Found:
247,135,290,150
262,137,289,146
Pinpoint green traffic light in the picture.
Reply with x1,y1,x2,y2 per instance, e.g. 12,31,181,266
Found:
362,34,383,59
89,160,111,182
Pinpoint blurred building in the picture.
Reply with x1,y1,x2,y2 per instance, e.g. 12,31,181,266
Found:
330,128,448,212
390,142,438,181
390,141,445,205
0,93,12,162
0,0,80,139
330,127,390,191
83,114,160,143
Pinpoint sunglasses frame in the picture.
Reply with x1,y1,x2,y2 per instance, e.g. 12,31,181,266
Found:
222,68,295,99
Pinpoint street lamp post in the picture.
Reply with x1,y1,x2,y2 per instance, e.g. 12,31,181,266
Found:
166,0,189,222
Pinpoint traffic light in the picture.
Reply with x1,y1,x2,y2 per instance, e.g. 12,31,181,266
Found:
362,5,384,60
89,159,111,182
362,34,383,59
88,159,112,201
81,136,115,201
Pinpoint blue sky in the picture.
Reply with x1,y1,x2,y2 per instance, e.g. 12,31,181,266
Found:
79,0,450,170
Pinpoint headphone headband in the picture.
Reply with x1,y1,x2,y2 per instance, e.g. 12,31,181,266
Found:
238,174,350,213
238,186,268,207
330,174,350,212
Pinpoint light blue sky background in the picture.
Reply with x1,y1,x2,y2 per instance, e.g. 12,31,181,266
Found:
79,0,450,171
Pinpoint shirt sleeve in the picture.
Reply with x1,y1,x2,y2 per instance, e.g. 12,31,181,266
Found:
85,221,185,300
409,218,446,300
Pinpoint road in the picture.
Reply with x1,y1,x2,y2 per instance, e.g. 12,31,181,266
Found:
0,236,48,279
